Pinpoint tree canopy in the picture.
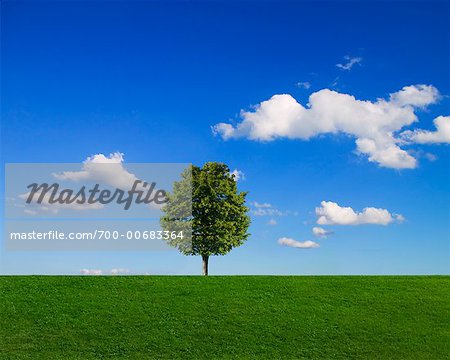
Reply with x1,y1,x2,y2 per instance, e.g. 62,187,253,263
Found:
160,162,250,275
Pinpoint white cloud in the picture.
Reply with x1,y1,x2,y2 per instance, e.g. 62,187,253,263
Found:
252,208,285,216
110,268,130,275
401,115,450,144
394,213,406,223
315,201,403,226
253,201,272,208
312,226,333,238
80,269,103,275
278,237,319,249
212,85,442,169
267,218,277,226
250,201,297,217
213,123,236,139
53,152,139,190
23,209,38,215
80,268,130,275
336,56,362,71
230,169,245,181
296,81,311,89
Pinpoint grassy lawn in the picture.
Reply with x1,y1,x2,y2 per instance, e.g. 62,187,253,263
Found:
0,276,449,359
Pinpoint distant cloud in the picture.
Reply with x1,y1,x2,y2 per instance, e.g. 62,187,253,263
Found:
230,169,245,181
80,268,130,275
315,201,404,226
267,218,277,226
278,237,319,249
109,268,130,275
408,149,438,162
212,84,444,169
80,269,103,275
296,81,311,89
331,77,339,87
336,55,362,71
393,214,406,223
252,208,285,217
250,201,297,217
253,201,272,208
312,226,333,238
23,209,38,215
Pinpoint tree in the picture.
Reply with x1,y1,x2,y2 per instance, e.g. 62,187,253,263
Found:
160,162,250,275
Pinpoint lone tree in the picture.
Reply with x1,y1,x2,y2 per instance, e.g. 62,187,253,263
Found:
160,162,250,275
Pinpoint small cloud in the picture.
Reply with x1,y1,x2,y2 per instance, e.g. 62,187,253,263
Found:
250,201,297,217
336,56,363,71
394,214,406,223
253,201,272,208
312,226,333,238
109,268,130,275
331,76,339,87
296,81,311,89
80,269,103,275
80,268,130,275
23,209,38,216
252,208,285,216
267,218,277,226
406,149,438,162
278,237,319,249
315,201,402,226
230,169,245,181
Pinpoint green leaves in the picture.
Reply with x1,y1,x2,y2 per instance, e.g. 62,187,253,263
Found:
160,162,250,257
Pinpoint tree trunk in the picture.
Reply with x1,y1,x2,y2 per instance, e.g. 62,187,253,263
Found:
202,255,209,276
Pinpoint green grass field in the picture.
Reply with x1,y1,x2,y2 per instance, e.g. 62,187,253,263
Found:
1,276,449,359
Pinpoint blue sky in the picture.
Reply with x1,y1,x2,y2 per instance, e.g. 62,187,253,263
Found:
1,1,449,274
